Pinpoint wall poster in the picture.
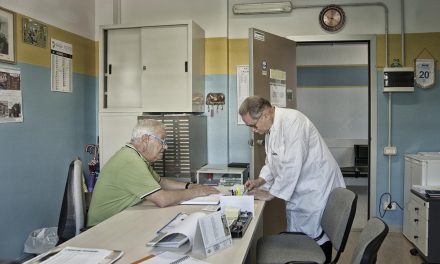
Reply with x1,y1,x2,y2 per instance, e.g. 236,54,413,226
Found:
51,38,72,93
236,65,249,125
0,68,22,123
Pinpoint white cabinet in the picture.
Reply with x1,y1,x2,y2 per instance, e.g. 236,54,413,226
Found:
403,153,440,262
98,21,205,167
99,113,140,166
100,21,205,113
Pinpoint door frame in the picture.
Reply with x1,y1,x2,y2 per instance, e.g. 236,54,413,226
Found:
288,34,378,218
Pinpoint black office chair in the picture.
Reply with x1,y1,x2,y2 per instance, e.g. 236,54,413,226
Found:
349,217,389,264
57,158,87,244
257,187,357,264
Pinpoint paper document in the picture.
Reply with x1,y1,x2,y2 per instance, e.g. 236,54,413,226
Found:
132,251,210,264
23,246,123,264
220,195,254,215
180,194,221,205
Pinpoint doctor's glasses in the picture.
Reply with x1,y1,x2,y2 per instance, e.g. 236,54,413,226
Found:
246,113,263,129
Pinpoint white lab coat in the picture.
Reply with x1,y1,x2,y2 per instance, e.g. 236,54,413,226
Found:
260,107,345,245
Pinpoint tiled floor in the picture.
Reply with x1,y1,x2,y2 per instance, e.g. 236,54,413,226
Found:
344,185,424,264
337,230,424,264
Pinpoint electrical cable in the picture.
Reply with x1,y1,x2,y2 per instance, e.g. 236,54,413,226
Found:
379,192,403,218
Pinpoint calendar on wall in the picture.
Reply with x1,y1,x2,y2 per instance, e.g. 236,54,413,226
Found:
51,38,72,93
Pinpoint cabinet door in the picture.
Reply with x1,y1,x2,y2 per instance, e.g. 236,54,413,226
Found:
141,25,189,112
106,28,142,108
99,114,139,166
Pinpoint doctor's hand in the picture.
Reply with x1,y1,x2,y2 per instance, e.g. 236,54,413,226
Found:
244,177,266,192
248,189,274,201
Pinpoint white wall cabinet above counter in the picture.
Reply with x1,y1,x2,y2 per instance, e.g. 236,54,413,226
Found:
99,21,205,113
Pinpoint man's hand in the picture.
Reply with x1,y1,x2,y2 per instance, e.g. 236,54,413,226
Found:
193,185,220,196
244,177,266,192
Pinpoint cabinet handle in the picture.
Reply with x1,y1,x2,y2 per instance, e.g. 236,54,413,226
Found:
143,66,147,70
108,64,112,74
185,61,188,72
414,235,419,239
414,207,419,212
414,219,419,223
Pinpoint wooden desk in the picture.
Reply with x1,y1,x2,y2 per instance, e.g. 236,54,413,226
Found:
61,200,265,264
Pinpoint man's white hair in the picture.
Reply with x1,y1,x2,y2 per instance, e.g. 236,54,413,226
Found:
131,119,164,143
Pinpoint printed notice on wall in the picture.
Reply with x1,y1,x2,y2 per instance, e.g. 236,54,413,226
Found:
51,39,72,93
0,68,23,123
237,65,249,125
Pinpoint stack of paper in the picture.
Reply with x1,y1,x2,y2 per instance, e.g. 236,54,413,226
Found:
24,246,123,264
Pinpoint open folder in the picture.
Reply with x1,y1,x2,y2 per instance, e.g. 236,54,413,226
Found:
147,212,206,253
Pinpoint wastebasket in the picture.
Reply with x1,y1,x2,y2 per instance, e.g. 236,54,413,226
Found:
23,227,59,254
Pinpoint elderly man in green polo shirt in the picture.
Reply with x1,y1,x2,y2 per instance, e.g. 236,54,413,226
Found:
87,119,219,227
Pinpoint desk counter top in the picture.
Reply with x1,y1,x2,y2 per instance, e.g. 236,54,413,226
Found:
62,200,265,264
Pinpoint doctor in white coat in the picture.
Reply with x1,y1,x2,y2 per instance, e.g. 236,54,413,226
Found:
240,96,345,263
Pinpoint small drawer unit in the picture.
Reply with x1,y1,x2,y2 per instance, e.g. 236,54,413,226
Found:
197,164,249,186
405,190,440,263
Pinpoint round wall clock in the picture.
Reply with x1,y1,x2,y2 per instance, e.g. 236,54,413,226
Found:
319,5,346,32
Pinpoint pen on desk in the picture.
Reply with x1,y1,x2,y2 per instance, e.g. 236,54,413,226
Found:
243,187,248,195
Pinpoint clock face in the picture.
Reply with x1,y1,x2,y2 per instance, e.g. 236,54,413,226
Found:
319,5,345,32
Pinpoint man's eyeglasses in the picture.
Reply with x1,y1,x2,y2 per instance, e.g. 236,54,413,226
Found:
246,113,263,128
147,134,167,146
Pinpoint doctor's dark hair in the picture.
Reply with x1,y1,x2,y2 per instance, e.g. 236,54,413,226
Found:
131,119,164,144
239,96,272,119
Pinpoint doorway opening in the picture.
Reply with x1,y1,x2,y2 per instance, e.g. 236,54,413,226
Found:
296,41,371,229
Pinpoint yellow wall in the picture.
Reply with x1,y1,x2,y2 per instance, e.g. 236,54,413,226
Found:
369,32,440,68
16,13,97,76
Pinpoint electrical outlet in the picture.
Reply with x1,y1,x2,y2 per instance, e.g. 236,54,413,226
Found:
384,146,397,156
383,201,397,210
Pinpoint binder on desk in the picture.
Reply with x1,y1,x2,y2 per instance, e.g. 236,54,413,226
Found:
147,211,232,256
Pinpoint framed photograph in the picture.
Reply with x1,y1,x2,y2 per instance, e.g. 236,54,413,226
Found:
23,16,48,48
0,7,15,64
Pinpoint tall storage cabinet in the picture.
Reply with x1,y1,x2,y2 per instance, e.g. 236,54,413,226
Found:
403,153,440,262
98,21,205,167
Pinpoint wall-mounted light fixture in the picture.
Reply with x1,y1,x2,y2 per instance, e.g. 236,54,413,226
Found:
233,1,293,15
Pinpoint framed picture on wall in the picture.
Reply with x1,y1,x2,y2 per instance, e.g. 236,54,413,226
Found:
23,16,48,48
0,7,16,64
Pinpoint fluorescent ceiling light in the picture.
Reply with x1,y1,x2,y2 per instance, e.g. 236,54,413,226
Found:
233,1,293,15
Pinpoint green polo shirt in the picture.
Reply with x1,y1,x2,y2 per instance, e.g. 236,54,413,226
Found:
87,144,161,227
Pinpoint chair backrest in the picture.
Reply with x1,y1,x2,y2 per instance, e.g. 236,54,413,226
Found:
57,158,86,244
321,187,358,262
350,217,389,264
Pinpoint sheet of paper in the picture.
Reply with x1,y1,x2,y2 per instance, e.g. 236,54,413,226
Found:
219,196,254,215
135,251,210,264
180,194,221,205
39,247,116,264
